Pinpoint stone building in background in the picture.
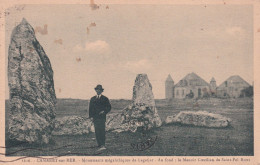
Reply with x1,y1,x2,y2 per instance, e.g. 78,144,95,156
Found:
165,74,174,99
174,72,210,99
165,72,211,99
216,75,251,98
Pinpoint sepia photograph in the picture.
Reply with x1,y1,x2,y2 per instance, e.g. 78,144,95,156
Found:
0,0,258,164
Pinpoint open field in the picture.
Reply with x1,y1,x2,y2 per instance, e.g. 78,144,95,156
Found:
5,98,253,156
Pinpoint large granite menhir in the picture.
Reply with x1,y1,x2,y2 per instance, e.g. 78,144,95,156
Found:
8,18,56,144
107,74,162,132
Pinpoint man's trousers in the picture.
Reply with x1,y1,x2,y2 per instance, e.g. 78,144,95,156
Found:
93,119,106,147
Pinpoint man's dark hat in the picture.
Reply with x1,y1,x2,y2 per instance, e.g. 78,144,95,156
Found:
94,84,104,91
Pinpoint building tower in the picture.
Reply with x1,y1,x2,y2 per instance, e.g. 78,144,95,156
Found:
165,74,174,99
210,77,217,95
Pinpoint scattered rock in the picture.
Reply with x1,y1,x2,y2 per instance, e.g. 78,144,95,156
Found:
106,113,125,132
111,74,162,132
8,18,56,144
165,115,175,124
53,113,124,135
53,116,94,135
165,111,231,128
119,103,162,132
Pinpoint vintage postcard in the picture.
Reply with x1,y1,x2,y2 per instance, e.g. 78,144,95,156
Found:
0,0,259,164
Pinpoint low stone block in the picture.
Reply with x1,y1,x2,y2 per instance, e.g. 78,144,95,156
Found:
165,111,231,128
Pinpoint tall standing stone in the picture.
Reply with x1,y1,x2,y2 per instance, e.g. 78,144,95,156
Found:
107,74,162,133
132,74,156,106
8,18,56,144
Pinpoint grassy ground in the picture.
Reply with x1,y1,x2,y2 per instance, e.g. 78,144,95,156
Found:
5,98,253,156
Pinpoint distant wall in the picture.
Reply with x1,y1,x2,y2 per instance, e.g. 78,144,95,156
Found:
165,82,174,99
217,86,248,98
174,86,210,99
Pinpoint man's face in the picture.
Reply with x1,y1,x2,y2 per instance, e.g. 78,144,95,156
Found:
95,89,103,95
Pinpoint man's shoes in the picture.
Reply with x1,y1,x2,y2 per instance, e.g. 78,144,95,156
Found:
96,146,106,152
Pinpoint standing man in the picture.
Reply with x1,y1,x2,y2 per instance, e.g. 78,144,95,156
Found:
89,84,111,151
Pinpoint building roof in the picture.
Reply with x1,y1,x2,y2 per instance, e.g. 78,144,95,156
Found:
174,72,210,87
218,75,250,88
166,74,174,82
210,77,216,82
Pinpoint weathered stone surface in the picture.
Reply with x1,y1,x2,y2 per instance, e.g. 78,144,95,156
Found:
53,114,122,135
132,74,155,106
53,116,94,135
119,103,162,132
111,74,162,132
106,113,126,132
165,111,231,128
8,18,56,143
165,115,175,124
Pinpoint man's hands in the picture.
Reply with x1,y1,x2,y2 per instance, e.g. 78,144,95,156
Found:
89,111,105,122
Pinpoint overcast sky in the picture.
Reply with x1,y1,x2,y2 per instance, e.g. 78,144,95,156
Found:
5,4,253,99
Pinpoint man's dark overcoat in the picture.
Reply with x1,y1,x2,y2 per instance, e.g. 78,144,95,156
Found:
89,95,111,121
